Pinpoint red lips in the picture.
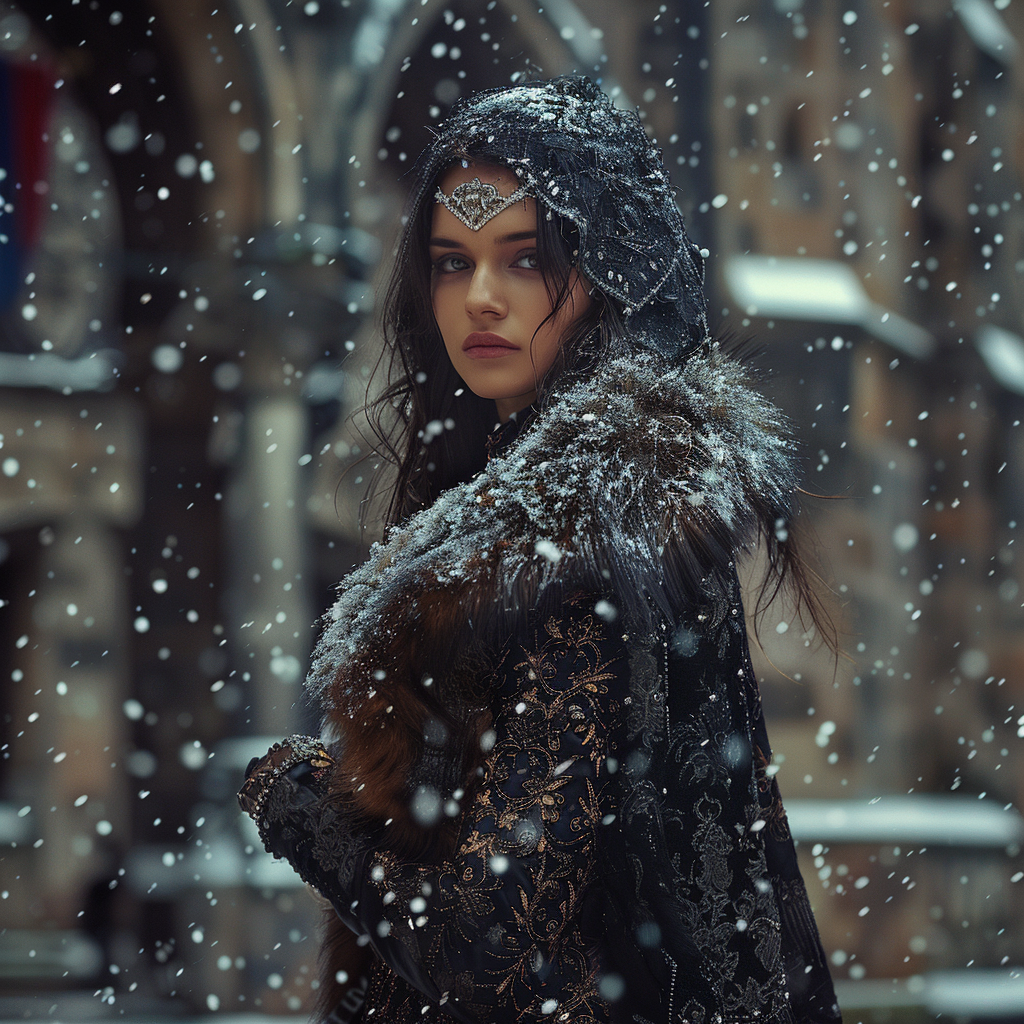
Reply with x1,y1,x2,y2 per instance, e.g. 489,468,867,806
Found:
462,332,519,358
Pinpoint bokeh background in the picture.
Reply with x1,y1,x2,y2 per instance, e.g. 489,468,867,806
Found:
2,0,1024,1020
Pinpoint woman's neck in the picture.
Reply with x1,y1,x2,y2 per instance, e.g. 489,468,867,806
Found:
494,392,537,423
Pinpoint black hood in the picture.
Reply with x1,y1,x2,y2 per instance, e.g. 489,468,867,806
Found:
405,75,711,359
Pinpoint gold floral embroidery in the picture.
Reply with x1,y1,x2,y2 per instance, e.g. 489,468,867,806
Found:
356,604,624,1022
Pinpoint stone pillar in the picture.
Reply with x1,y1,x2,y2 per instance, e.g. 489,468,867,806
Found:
225,393,313,736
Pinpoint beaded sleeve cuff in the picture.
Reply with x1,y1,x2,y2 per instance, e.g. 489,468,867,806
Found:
237,735,334,849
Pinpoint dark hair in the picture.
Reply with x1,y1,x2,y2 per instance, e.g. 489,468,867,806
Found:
363,160,622,532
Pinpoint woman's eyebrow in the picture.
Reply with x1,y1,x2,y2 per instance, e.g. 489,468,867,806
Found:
429,236,465,249
495,230,537,244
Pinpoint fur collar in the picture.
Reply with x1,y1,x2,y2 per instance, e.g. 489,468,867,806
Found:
306,342,796,831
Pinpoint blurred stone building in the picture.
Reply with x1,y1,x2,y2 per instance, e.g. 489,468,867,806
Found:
0,0,1022,1017
709,0,1024,987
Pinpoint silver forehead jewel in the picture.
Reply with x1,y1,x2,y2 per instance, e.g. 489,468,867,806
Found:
434,177,533,231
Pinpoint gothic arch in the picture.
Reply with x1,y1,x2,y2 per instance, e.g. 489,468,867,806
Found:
339,0,620,217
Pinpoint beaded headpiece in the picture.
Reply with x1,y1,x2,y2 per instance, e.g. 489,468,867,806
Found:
434,177,533,231
406,75,710,357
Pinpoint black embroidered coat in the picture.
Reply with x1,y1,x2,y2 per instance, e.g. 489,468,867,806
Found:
242,342,842,1024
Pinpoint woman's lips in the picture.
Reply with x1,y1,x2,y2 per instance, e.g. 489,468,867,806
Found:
462,332,519,359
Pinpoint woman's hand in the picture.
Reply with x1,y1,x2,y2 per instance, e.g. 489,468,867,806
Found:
237,735,333,820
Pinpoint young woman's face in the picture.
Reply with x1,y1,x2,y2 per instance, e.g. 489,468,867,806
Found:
430,161,591,422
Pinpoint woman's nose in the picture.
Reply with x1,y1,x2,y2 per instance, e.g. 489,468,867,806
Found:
465,266,506,318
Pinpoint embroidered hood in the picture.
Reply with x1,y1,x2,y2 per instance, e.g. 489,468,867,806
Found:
307,342,796,725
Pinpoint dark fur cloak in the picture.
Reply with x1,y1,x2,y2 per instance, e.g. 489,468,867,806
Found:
305,341,798,1013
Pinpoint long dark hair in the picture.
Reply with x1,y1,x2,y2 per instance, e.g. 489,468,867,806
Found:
359,159,839,657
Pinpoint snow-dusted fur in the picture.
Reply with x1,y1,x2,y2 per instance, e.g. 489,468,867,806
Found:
308,342,795,825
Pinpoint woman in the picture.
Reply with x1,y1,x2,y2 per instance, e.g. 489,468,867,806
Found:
239,75,841,1024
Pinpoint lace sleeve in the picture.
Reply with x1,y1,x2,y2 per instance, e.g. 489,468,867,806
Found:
238,737,379,941
245,602,630,1024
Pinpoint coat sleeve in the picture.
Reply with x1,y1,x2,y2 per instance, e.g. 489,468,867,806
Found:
242,602,631,1024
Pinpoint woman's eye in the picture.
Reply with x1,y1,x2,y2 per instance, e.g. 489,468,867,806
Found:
514,252,540,270
436,255,469,273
